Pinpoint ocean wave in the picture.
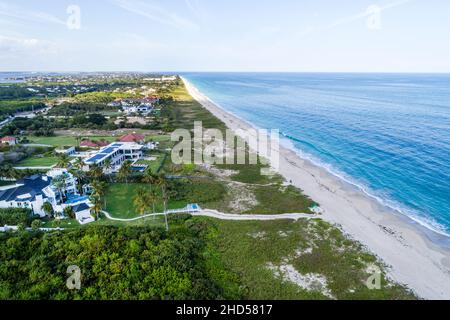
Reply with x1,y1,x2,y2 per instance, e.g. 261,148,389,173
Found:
279,133,450,238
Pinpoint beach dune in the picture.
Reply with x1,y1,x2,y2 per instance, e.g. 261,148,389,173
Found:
182,77,450,300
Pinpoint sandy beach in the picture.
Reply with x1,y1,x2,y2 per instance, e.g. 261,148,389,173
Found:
182,77,450,299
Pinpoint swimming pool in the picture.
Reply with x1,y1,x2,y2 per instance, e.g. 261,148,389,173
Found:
65,195,89,205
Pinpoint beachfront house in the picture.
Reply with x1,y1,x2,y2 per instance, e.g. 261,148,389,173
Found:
0,174,51,216
0,168,93,223
71,203,95,225
84,141,144,171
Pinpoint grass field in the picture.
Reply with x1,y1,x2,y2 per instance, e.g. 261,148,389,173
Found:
105,183,187,219
136,154,165,172
17,156,59,167
205,217,415,300
246,185,316,214
169,85,227,131
146,134,171,143
26,135,116,147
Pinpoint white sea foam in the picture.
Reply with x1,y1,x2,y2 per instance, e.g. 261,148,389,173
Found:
279,135,450,239
186,76,450,240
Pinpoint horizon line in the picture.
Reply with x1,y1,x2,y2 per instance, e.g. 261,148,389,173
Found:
2,70,450,75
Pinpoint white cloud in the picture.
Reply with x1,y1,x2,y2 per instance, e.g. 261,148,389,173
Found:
0,35,59,57
0,1,66,26
327,0,413,29
112,0,199,30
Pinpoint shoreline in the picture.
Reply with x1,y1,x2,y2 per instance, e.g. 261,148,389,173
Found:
181,77,450,299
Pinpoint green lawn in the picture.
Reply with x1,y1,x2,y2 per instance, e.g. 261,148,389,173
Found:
26,135,116,147
105,183,187,219
136,154,165,173
41,218,80,229
169,85,227,132
146,134,171,143
205,217,415,300
17,156,59,167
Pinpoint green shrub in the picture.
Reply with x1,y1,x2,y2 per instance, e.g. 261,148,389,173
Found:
0,208,32,226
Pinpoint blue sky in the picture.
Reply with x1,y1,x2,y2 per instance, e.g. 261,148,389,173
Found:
0,0,449,72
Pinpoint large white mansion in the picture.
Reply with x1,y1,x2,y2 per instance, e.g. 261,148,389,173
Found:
84,142,144,171
0,168,94,224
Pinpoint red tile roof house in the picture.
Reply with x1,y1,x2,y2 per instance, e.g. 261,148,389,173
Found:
0,136,18,146
80,140,110,148
119,134,146,144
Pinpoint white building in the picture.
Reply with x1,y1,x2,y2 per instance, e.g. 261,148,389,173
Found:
55,146,76,156
110,97,158,115
84,142,144,171
122,104,153,115
0,168,94,224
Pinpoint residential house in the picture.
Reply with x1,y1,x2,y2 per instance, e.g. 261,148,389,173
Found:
55,146,76,156
0,136,18,146
84,142,144,171
80,139,110,149
0,168,92,223
119,133,146,144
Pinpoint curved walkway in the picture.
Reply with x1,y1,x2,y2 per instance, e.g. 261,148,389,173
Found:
102,209,318,222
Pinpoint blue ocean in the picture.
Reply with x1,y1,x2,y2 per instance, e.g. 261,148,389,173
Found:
183,73,450,238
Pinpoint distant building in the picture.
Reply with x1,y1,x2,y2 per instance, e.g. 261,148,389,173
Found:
113,96,159,115
55,146,76,156
0,136,18,146
107,100,122,108
80,139,110,149
84,142,144,171
143,76,177,82
119,133,146,144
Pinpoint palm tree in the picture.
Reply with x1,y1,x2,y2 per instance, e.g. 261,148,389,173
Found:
1,164,18,180
52,175,66,203
154,173,169,231
103,158,112,181
142,167,157,186
88,163,103,181
75,136,82,147
63,206,75,219
91,180,107,207
70,169,85,194
74,157,84,171
155,173,169,213
149,188,159,214
118,160,132,185
133,187,151,215
41,202,54,218
90,194,102,220
56,153,71,169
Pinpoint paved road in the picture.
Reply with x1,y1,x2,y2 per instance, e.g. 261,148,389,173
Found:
22,144,54,148
102,209,317,222
14,166,55,170
191,209,317,221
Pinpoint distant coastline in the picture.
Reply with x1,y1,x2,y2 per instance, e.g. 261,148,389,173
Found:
181,76,450,299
